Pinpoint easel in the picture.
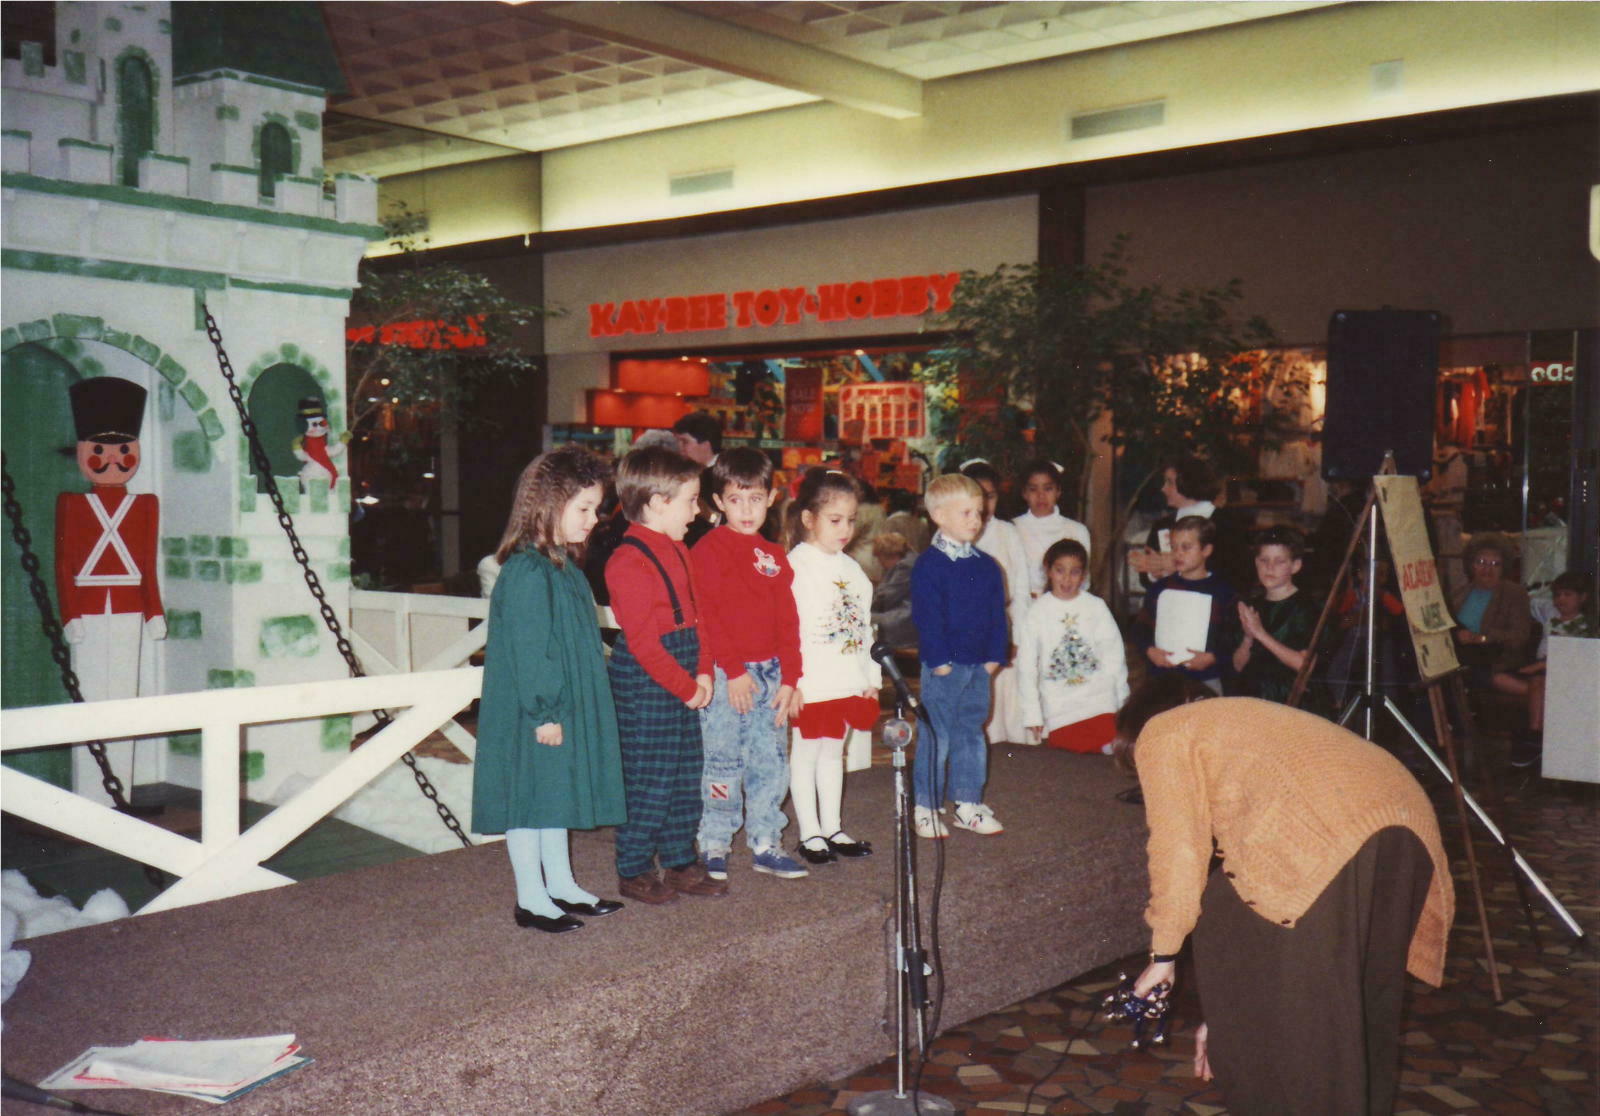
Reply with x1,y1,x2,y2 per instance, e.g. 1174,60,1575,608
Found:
1287,455,1585,1003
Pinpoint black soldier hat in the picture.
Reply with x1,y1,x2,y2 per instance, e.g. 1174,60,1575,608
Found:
297,396,328,421
69,377,146,443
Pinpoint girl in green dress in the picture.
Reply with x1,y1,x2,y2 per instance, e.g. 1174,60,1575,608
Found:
472,446,628,933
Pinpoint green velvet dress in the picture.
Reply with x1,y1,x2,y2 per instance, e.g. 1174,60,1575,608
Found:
471,549,627,833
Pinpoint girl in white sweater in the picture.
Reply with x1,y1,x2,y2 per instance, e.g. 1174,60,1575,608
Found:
787,469,882,866
1017,539,1128,753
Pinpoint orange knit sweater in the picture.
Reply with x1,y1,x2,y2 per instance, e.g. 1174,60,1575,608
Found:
1137,699,1454,986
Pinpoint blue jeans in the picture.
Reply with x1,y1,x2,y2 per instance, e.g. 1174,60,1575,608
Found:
697,659,790,853
914,662,991,809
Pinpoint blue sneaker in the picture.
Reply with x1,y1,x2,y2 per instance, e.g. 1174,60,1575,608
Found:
703,854,728,881
751,848,809,879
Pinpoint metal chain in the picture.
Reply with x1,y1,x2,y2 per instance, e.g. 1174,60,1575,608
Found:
1,455,133,811
201,304,472,849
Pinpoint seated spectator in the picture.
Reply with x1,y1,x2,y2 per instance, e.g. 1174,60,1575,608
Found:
883,488,932,554
1450,533,1533,691
871,531,918,650
1230,526,1318,704
1502,570,1594,768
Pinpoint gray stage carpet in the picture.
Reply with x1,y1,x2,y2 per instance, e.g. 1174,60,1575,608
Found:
1,747,1150,1115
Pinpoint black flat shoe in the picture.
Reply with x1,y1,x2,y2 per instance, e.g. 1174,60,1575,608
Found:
826,832,873,857
553,897,624,917
796,839,837,866
513,906,584,933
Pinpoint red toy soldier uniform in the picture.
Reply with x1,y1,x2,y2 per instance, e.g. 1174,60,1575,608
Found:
55,377,165,798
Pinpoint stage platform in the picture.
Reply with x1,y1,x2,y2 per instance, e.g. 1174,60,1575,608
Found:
1,747,1149,1116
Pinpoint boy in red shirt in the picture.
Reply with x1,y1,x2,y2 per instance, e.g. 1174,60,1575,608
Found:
689,449,807,880
605,446,728,904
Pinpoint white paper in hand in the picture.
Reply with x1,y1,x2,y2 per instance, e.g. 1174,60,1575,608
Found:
1154,589,1212,666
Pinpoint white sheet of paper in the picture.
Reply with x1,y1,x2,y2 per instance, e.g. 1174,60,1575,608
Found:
1154,588,1212,665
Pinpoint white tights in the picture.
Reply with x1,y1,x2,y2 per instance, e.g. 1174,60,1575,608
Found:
790,734,846,844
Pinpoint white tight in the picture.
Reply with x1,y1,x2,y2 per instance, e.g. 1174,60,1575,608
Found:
505,827,595,916
790,734,845,843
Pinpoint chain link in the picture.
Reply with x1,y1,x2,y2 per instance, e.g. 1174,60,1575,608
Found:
1,456,133,810
202,304,472,849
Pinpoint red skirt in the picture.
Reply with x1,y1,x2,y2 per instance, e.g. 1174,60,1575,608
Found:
794,695,879,740
1045,713,1118,754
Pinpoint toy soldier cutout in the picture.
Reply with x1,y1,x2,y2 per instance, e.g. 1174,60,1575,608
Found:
56,378,165,799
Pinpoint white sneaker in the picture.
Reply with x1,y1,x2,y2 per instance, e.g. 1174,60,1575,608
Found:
951,802,1004,835
913,806,949,839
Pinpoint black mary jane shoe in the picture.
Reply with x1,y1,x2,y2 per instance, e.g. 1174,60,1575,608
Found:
826,832,873,858
553,897,624,918
796,838,838,866
513,906,584,933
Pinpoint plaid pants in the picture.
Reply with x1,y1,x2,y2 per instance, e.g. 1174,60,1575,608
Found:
609,627,705,877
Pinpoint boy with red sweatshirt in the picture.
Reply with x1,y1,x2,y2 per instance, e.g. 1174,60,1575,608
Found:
690,448,808,880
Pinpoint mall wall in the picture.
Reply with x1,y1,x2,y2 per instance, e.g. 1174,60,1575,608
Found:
539,3,1600,232
1085,116,1600,344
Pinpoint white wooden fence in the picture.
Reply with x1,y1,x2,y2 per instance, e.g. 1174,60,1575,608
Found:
1,668,483,915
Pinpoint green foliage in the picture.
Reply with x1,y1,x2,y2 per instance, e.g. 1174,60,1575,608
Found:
924,236,1309,570
346,203,553,471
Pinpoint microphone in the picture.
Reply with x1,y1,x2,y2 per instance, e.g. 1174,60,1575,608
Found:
870,641,925,719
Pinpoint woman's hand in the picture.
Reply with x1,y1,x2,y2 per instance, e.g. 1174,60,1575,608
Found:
535,722,563,747
1193,1022,1213,1081
1133,957,1176,999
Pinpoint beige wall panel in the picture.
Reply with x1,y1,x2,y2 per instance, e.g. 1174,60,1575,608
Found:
1085,121,1600,344
541,3,1599,231
372,154,541,254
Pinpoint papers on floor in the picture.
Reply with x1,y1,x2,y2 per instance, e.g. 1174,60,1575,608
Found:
39,1034,308,1104
1154,588,1212,666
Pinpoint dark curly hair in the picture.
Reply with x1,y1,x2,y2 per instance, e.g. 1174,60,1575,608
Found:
495,445,612,566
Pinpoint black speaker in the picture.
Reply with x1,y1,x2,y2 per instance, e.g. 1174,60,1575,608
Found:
1322,309,1440,480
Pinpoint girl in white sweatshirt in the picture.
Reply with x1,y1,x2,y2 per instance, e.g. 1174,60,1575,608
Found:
1017,539,1128,753
787,468,882,866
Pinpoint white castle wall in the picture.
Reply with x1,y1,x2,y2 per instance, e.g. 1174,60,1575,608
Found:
2,2,381,802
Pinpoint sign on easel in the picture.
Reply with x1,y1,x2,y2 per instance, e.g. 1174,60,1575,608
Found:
1375,476,1458,680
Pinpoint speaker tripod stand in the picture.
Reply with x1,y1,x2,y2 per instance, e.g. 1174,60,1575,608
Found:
1288,459,1584,1002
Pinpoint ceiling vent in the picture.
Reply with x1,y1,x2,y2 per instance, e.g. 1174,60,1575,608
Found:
1068,99,1165,141
670,168,734,197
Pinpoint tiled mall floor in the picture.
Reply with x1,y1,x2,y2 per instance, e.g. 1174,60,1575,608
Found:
733,748,1599,1116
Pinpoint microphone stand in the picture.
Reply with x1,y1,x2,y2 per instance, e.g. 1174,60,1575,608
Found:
850,679,953,1115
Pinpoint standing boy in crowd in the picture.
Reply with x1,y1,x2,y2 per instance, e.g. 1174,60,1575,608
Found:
689,448,808,880
1132,515,1238,694
605,445,728,904
910,474,1009,838
1232,526,1318,704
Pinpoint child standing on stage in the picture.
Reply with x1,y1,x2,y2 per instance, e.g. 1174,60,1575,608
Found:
689,448,808,881
787,468,880,867
1012,459,1092,598
911,474,1010,838
1131,515,1238,694
962,459,1032,746
1231,526,1317,704
472,446,628,934
1017,539,1129,753
605,445,728,905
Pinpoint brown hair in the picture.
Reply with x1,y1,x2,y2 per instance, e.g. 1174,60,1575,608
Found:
1170,514,1216,549
1111,674,1216,772
710,446,774,495
495,445,611,566
616,444,701,523
872,530,911,564
785,467,861,548
1461,533,1514,579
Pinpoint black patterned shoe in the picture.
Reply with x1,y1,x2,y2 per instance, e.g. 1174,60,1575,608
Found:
826,832,873,857
513,906,584,933
796,837,837,865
